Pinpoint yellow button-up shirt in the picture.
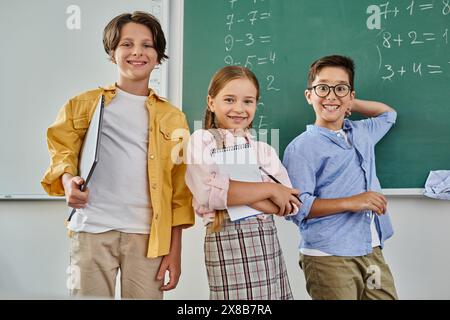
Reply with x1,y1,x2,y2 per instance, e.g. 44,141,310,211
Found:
41,84,194,258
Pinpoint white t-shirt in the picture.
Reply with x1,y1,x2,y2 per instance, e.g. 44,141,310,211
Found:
68,88,153,234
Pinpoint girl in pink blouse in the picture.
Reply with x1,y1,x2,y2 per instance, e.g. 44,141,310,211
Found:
185,66,300,300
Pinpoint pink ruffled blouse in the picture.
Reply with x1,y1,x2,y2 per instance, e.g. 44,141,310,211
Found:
185,129,296,225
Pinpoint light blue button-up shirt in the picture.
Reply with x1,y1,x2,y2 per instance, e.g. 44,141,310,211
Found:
283,111,397,256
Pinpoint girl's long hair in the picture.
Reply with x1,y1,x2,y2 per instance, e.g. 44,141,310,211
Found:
204,66,260,233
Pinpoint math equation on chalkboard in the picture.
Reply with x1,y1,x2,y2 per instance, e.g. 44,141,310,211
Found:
366,1,450,81
223,0,279,130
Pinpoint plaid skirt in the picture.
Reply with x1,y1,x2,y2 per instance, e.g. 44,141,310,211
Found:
204,215,293,300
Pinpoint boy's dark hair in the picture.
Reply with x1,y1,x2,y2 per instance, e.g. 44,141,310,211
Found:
103,11,168,64
307,55,355,90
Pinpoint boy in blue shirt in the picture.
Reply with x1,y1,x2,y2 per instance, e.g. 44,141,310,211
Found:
283,55,398,300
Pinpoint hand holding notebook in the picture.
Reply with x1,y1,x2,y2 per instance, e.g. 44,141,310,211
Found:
211,140,263,221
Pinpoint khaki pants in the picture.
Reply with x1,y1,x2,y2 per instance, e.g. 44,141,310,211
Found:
68,231,163,299
299,247,398,300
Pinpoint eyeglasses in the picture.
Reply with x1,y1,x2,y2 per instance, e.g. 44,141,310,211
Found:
308,84,352,98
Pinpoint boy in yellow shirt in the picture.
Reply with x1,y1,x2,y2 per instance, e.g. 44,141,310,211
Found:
41,11,194,299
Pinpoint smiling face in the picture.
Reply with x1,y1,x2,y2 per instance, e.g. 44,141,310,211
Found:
207,78,258,130
112,22,158,88
305,66,355,131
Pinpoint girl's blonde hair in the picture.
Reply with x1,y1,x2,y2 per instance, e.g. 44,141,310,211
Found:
205,66,260,130
204,66,260,233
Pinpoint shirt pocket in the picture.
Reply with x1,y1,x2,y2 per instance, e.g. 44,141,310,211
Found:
158,125,178,160
73,116,89,130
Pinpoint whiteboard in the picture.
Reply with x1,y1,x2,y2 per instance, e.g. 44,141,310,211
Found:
0,0,168,199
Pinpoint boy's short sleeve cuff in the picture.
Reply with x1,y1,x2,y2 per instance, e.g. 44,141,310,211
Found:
384,111,397,123
172,206,195,227
41,164,77,196
286,194,316,226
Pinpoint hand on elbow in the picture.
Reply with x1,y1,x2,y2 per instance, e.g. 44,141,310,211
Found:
270,184,301,216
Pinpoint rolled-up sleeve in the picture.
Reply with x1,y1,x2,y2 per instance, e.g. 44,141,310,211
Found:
359,111,397,145
41,100,83,196
255,142,298,215
170,114,195,228
267,144,302,215
282,144,316,226
185,130,230,215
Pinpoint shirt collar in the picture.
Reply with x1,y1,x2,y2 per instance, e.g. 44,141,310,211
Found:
343,119,353,131
306,119,354,149
306,119,353,134
99,83,163,101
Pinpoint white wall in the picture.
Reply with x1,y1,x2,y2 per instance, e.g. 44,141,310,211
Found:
1,197,450,299
1,0,450,300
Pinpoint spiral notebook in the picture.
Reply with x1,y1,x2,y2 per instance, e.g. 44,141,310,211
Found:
211,139,263,221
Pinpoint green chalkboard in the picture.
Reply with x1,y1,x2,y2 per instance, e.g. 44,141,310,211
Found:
183,0,450,189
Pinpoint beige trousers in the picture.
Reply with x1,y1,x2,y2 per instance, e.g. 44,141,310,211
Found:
68,230,163,299
299,247,398,300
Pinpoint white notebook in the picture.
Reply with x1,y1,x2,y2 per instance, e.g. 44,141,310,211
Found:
67,95,105,221
211,138,263,221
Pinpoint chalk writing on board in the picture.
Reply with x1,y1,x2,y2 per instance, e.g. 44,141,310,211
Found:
366,1,450,20
367,1,449,82
223,0,278,130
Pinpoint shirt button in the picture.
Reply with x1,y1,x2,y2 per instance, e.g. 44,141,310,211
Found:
150,126,153,132
150,154,155,160
155,214,159,220
152,183,157,189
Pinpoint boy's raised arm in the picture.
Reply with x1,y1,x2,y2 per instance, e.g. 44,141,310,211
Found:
350,98,395,117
